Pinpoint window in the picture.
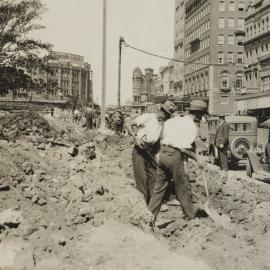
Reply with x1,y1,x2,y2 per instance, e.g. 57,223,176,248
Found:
228,18,235,28
229,1,235,11
237,52,243,64
218,35,224,45
228,52,234,63
237,36,244,46
235,73,243,88
218,51,224,64
219,0,225,11
221,72,230,89
238,19,245,30
239,1,244,11
228,35,234,45
219,18,225,29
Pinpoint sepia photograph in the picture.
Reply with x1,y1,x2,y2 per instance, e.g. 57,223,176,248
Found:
0,0,270,269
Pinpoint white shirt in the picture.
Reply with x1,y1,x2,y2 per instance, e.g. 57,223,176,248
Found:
135,113,162,144
161,115,198,150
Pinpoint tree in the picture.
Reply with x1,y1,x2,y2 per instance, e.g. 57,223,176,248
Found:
0,65,32,95
0,0,51,68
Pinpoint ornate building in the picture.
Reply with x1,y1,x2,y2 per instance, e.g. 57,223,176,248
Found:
132,67,161,103
31,51,93,104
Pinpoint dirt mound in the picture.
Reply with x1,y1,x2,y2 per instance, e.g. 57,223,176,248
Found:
0,111,57,142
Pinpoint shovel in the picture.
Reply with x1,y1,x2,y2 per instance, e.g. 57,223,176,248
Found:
193,170,231,228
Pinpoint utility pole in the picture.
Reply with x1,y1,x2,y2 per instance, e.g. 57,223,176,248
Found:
100,0,107,128
117,37,125,108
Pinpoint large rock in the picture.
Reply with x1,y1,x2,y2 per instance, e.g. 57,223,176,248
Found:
0,209,22,228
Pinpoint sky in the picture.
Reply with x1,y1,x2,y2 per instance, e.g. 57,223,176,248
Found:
33,0,175,105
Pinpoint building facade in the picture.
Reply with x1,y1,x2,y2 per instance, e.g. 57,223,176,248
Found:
174,0,186,96
183,0,247,115
244,0,270,94
31,51,93,104
234,0,270,123
160,61,175,96
132,67,161,103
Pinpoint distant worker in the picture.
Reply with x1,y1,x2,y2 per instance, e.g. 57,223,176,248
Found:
113,110,124,135
74,108,80,124
148,100,207,222
126,100,176,204
214,114,229,171
85,108,93,129
50,106,54,117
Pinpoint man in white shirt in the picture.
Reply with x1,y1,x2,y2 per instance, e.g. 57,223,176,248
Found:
148,100,207,221
127,100,176,204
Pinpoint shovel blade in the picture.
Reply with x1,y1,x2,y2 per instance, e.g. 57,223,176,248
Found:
201,201,231,228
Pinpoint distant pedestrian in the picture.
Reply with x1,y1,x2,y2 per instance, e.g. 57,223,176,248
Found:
74,109,79,124
85,108,93,129
50,106,54,117
214,114,229,171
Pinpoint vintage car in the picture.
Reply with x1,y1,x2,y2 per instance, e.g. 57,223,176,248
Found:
207,116,258,167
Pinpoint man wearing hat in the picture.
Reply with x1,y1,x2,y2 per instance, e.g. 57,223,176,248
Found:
214,114,229,171
126,100,176,204
148,100,207,222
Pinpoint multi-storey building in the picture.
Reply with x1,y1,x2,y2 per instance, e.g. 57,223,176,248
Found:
31,51,93,104
244,0,270,93
160,61,175,96
235,0,270,122
174,0,186,97
132,67,161,103
183,0,247,115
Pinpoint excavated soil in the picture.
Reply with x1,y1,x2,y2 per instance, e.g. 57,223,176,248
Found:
0,112,270,270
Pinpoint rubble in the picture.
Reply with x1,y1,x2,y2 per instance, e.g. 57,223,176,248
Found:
0,209,22,229
1,111,270,270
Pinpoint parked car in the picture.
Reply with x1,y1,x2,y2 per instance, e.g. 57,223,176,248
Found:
207,116,258,167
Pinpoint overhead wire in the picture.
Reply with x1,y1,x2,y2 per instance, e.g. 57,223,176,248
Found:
124,41,234,67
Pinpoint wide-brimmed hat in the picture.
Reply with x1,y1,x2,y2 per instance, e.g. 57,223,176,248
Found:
161,100,177,115
186,100,208,114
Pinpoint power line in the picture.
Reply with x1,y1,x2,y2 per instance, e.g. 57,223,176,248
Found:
124,42,233,67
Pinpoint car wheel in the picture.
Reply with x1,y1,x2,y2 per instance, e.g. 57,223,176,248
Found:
230,138,252,160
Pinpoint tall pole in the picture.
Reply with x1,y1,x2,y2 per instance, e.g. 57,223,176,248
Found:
100,0,107,128
117,37,124,108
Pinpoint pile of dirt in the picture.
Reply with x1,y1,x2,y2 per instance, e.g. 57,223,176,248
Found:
0,111,57,143
0,135,155,269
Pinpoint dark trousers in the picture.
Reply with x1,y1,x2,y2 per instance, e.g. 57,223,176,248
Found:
132,145,159,204
148,145,195,220
218,146,228,171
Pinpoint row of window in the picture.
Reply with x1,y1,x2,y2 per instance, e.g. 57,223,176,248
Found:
186,3,210,28
218,51,243,64
219,0,245,12
184,71,243,94
218,34,243,46
218,17,244,30
186,20,210,43
245,43,270,65
185,37,210,58
185,54,209,75
246,15,270,39
186,0,208,18
245,71,258,89
184,72,209,96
